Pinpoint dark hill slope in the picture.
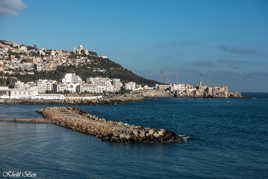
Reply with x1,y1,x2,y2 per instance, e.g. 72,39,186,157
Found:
16,56,158,86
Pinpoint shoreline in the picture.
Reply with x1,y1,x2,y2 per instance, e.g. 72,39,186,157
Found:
0,95,146,105
0,93,243,106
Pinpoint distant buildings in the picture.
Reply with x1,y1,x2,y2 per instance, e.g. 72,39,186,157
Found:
73,45,90,56
155,84,170,90
112,79,123,91
80,83,103,94
170,83,193,92
86,77,123,93
169,80,230,98
57,83,80,93
19,46,27,52
0,87,9,97
37,79,57,93
0,41,104,75
9,87,38,99
0,72,236,99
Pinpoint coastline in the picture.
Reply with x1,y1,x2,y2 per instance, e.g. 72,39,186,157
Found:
0,93,243,105
0,95,146,105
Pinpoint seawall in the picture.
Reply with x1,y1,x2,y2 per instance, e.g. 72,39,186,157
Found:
0,95,145,105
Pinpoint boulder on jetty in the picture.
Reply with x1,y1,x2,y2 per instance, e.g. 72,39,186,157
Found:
38,107,187,144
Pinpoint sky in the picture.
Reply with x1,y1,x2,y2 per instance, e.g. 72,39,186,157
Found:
0,0,268,92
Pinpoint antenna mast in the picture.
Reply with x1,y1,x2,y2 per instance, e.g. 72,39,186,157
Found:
176,72,178,84
166,71,169,84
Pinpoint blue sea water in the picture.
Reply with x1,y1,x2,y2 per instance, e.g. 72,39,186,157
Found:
0,93,268,179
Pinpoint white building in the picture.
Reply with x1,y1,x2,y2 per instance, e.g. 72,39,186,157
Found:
73,47,77,54
37,79,57,93
170,84,194,91
84,49,89,55
80,84,103,94
143,85,154,90
35,63,42,72
14,81,25,88
78,45,84,55
39,49,46,56
125,82,136,91
56,83,80,93
9,87,38,99
62,73,82,83
20,62,33,71
112,79,123,91
87,77,110,86
155,84,170,90
0,86,10,97
51,50,56,56
86,77,121,93
19,46,27,52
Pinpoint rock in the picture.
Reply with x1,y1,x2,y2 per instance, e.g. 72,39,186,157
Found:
153,132,160,138
133,130,139,136
118,122,124,126
148,129,155,135
159,129,166,136
139,130,145,138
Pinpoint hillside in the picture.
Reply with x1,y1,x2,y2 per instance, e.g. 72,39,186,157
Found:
0,40,158,86
16,62,158,86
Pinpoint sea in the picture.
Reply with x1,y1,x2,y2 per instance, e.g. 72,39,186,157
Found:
0,93,267,179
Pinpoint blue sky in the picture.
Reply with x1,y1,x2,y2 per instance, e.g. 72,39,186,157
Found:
1,0,268,92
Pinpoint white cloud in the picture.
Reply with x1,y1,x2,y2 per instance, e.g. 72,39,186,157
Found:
0,0,26,16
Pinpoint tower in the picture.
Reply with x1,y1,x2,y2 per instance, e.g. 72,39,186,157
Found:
166,72,169,84
199,73,203,88
160,71,164,83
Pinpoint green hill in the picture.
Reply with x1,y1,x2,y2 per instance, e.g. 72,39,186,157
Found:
15,56,158,86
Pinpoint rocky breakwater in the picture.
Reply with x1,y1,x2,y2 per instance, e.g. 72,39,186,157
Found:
38,107,188,144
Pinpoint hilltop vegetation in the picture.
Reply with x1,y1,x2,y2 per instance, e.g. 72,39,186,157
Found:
15,62,158,86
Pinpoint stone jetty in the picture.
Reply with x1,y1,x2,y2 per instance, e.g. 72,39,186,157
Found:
38,107,188,143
